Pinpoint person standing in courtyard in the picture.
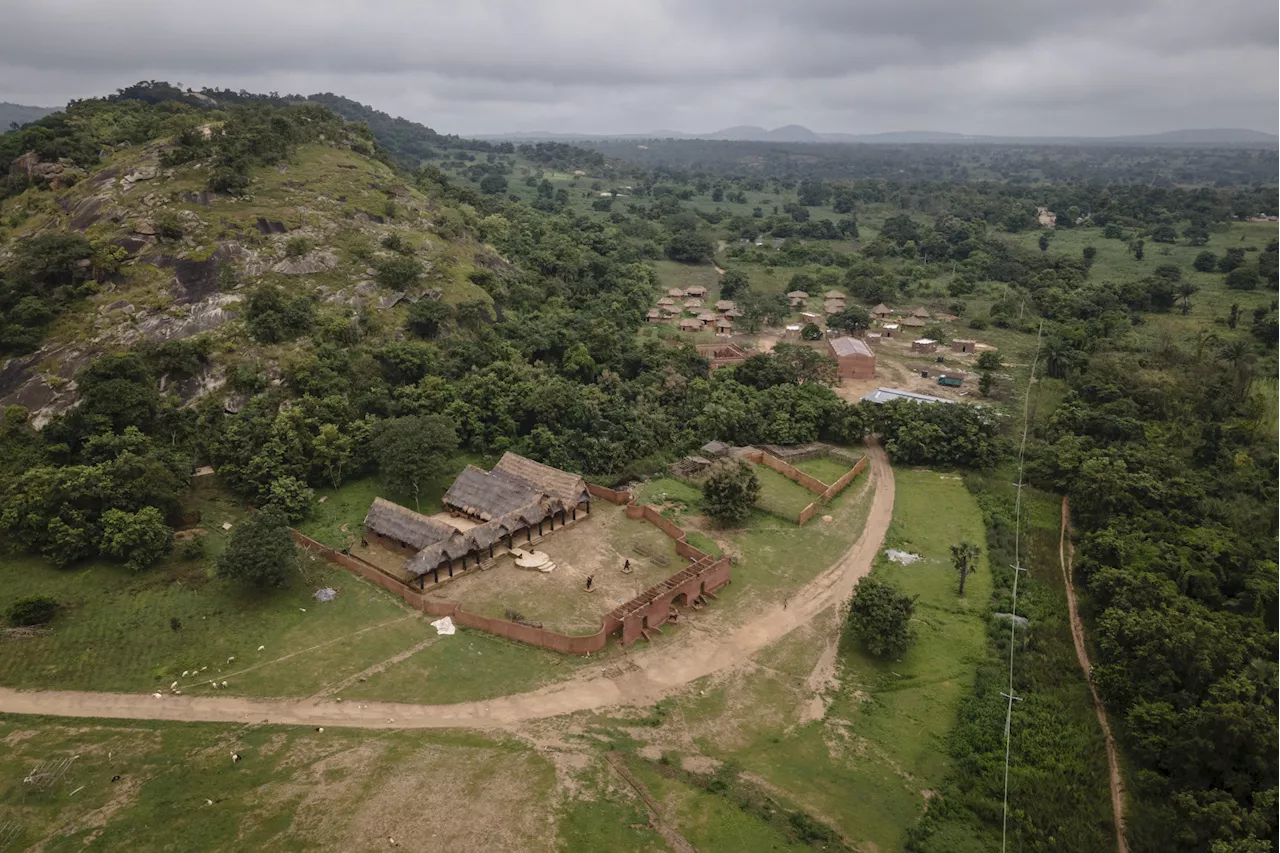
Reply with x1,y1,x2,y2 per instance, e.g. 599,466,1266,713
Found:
586,575,594,591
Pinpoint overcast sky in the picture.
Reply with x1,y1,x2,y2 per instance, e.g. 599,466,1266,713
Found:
1,0,1276,136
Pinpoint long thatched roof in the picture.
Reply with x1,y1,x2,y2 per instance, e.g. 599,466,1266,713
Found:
493,452,589,506
364,498,457,549
443,465,540,521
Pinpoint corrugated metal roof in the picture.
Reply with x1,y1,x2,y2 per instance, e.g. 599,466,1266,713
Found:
861,387,955,404
829,337,873,357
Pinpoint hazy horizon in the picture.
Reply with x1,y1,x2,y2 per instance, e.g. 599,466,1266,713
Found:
1,0,1276,138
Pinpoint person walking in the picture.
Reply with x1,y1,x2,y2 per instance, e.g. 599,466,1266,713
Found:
585,575,594,591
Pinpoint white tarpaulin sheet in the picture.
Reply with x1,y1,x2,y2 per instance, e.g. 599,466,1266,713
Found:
885,549,923,565
430,616,456,636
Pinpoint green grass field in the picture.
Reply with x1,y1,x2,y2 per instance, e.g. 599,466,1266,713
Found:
0,716,558,852
750,464,821,521
791,455,857,485
654,468,995,852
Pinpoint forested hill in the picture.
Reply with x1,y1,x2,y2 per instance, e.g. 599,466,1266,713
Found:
1,102,58,130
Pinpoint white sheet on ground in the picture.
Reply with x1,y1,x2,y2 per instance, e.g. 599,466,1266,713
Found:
430,616,456,636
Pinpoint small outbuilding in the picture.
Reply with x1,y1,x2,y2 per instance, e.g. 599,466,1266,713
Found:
701,440,731,458
952,339,977,354
871,303,893,319
696,310,718,324
911,338,938,354
685,285,707,297
715,317,733,335
901,317,927,329
657,296,675,307
667,287,684,298
827,336,876,380
787,290,809,307
911,306,930,319
679,318,703,332
882,323,900,339
823,300,844,315
824,290,846,300
715,299,735,312
684,298,704,309
646,308,663,322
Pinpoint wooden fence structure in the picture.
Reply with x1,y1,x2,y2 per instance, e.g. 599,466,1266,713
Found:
292,481,731,654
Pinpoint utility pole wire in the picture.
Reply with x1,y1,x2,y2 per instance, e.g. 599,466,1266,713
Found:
1002,318,1044,853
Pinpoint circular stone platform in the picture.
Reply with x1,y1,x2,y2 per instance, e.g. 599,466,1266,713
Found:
513,550,555,573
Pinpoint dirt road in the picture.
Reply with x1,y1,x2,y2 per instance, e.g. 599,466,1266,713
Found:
0,448,895,731
1060,497,1128,853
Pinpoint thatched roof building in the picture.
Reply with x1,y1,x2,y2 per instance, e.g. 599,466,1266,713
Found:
493,452,590,507
443,465,540,521
364,498,458,551
684,285,707,297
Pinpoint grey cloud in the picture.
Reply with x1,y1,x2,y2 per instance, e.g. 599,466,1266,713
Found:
0,0,1273,136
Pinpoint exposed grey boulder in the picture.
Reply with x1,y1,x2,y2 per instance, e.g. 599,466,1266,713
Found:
272,250,339,276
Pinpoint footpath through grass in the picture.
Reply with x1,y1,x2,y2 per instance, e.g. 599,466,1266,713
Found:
611,468,994,853
908,471,1113,852
725,469,994,851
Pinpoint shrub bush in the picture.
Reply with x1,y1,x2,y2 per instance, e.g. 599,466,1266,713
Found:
8,595,59,627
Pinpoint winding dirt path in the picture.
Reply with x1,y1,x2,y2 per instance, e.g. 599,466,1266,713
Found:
0,448,895,731
1060,497,1128,853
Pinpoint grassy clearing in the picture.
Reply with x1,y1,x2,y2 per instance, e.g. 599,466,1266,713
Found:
749,470,991,850
791,455,856,485
909,471,1113,851
750,464,820,521
0,716,556,852
337,626,609,704
636,462,874,609
627,760,820,852
556,792,665,853
0,551,419,697
657,469,995,852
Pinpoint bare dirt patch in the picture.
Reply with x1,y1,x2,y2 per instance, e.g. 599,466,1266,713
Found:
832,349,973,403
427,505,686,634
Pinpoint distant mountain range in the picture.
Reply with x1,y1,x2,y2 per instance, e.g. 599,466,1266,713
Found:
479,125,1279,147
0,102,58,130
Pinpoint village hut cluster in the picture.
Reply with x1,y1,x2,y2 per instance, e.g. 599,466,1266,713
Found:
649,284,741,335
363,452,591,587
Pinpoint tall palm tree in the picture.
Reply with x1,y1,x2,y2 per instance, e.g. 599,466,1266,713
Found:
1177,281,1199,316
1218,340,1256,402
951,540,981,595
1043,337,1076,379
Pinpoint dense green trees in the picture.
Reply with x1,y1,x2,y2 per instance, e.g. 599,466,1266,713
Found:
216,506,296,587
375,415,459,511
870,401,1002,468
701,460,761,525
847,576,915,658
1028,351,1278,852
